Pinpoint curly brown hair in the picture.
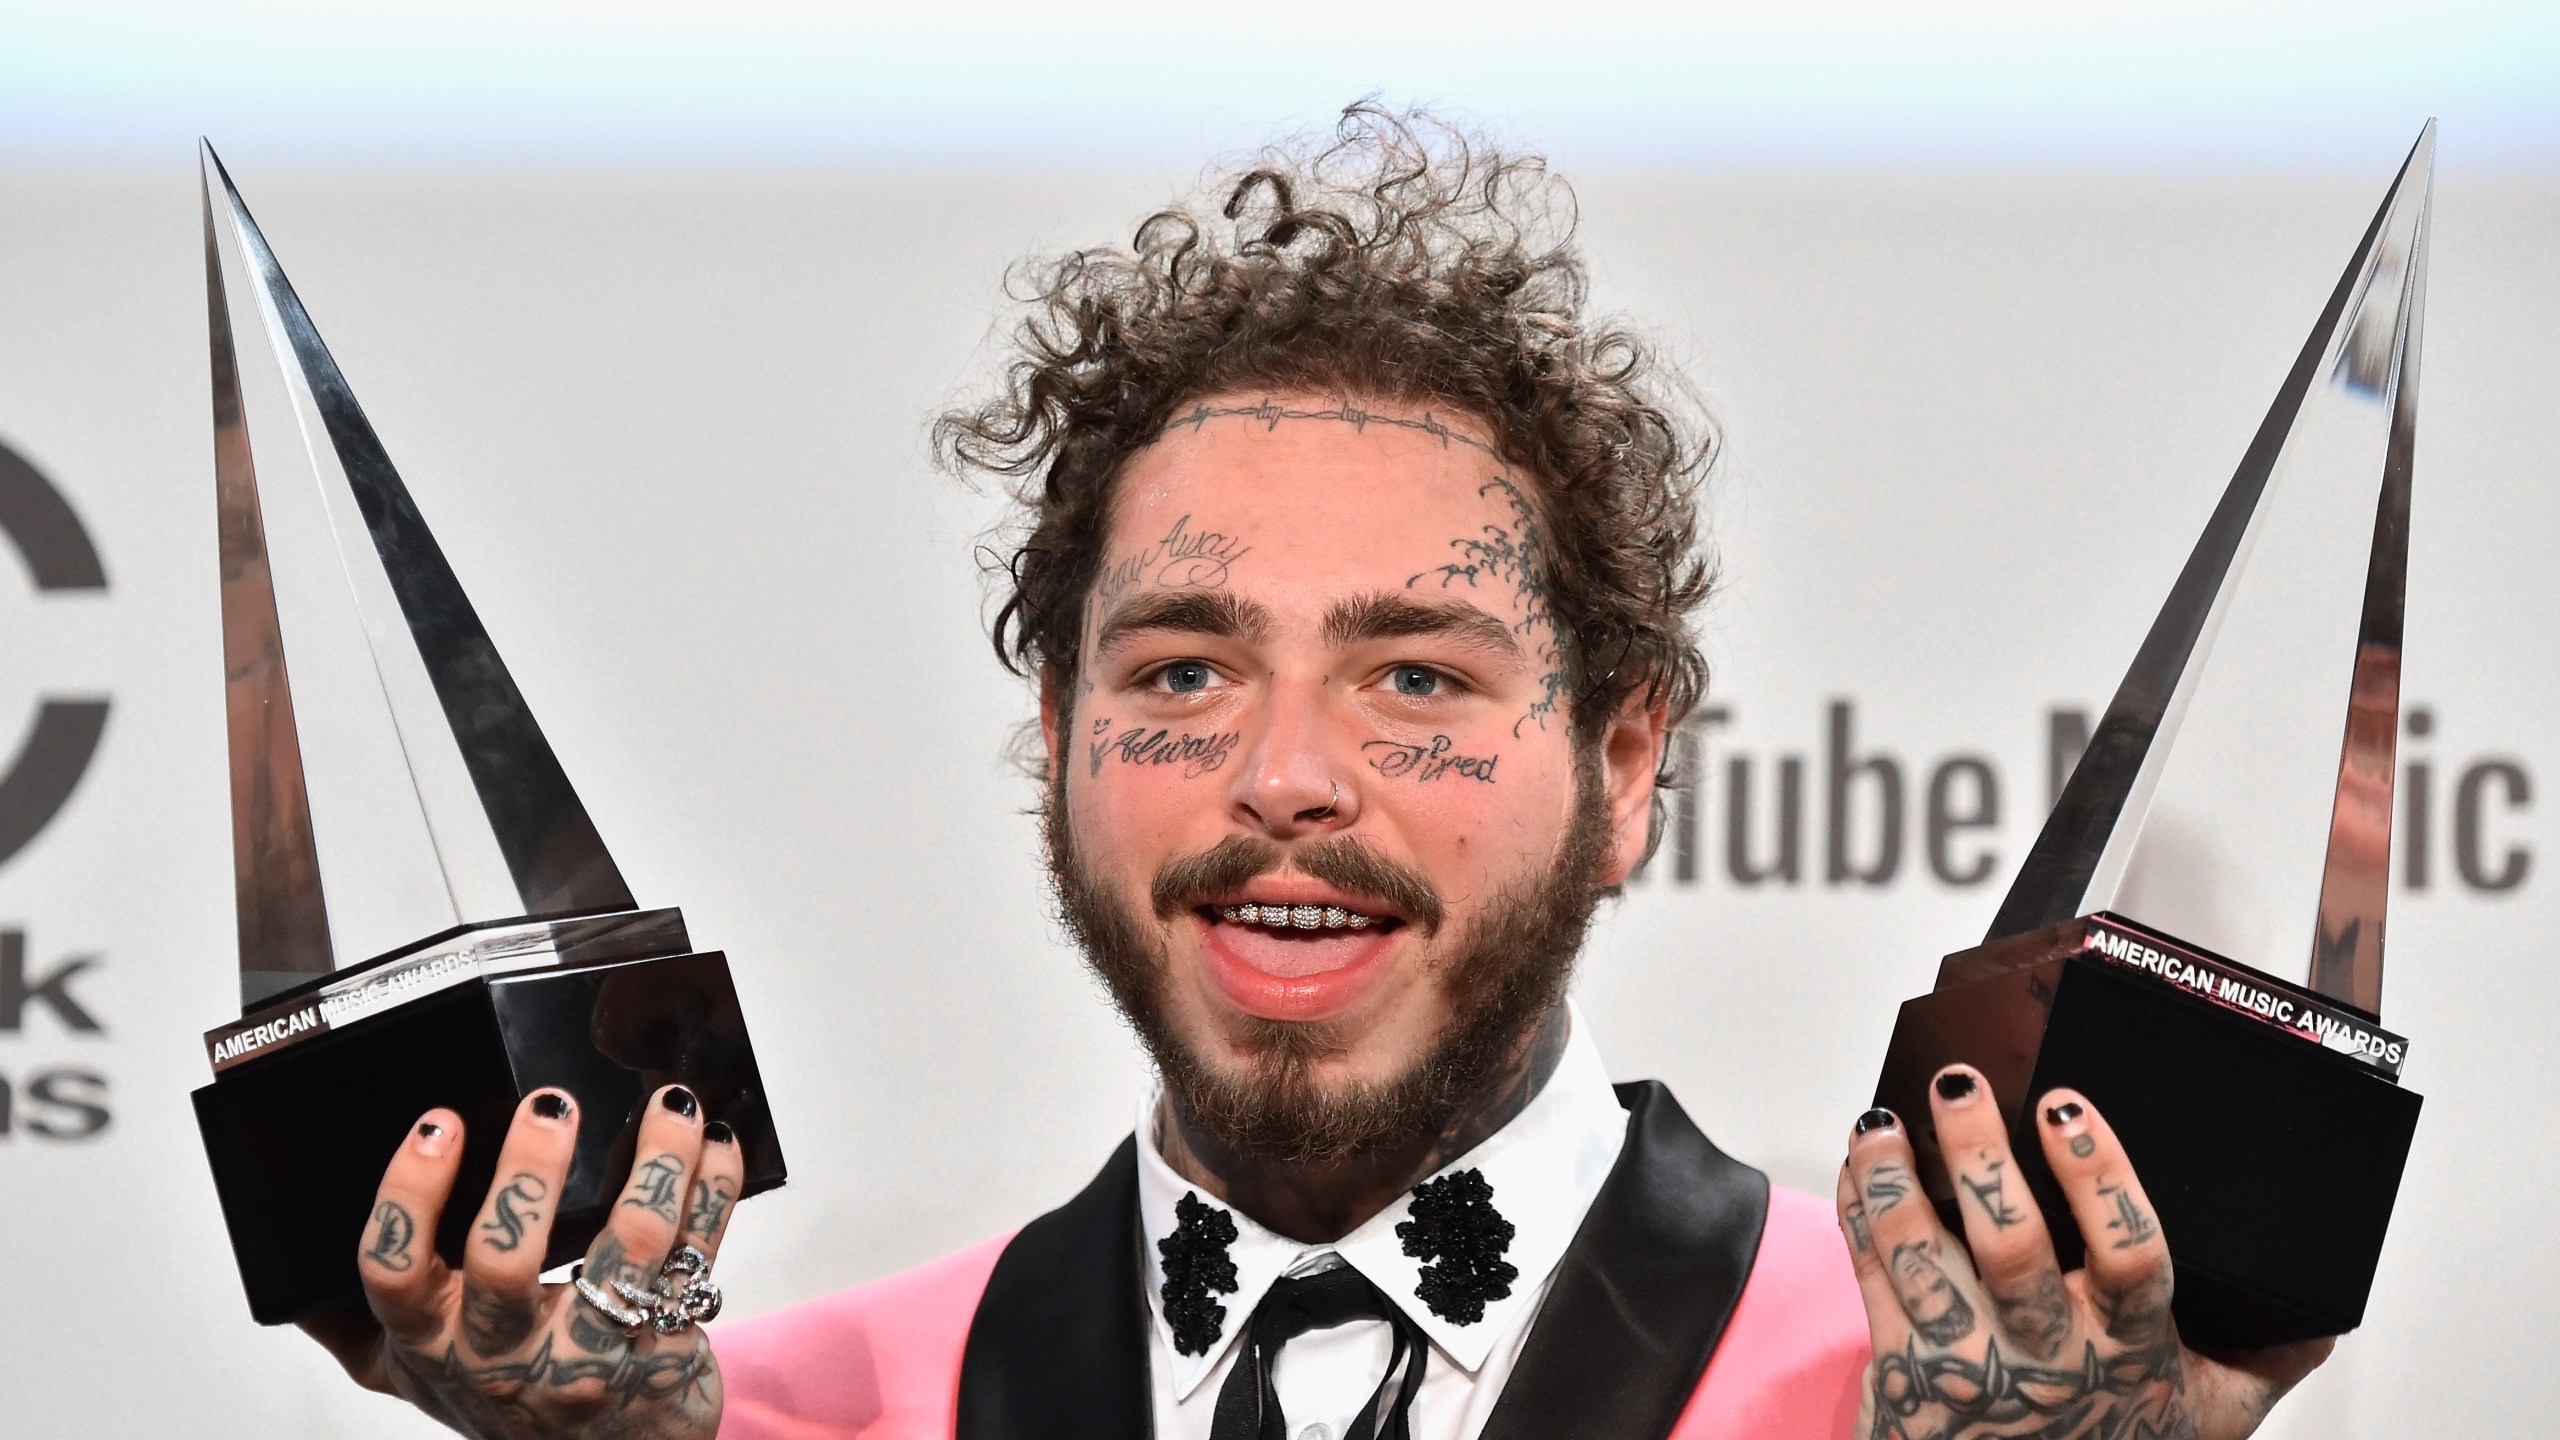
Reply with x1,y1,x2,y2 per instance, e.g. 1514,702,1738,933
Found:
939,103,1716,791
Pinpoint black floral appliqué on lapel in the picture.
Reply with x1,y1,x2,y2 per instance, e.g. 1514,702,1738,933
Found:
1397,1168,1518,1325
1158,1191,1240,1356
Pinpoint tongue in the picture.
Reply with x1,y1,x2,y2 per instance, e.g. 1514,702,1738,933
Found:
1221,923,1376,978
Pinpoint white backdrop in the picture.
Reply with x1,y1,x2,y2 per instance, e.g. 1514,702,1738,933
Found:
0,161,2553,1434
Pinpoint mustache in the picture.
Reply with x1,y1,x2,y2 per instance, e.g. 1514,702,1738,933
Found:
1150,834,1445,936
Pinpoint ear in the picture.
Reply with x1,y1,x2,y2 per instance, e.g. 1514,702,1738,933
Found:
1039,672,1072,782
1595,692,1671,888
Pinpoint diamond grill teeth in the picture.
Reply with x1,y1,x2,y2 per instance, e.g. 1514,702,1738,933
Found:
1215,903,1378,931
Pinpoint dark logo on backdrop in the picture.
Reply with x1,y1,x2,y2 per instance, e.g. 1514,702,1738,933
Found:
0,437,109,867
0,436,113,1142
1637,700,2533,898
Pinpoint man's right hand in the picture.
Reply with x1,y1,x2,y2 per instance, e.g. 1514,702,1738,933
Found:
298,1083,744,1439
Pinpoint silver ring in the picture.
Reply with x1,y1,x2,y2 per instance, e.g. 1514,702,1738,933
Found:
573,1273,649,1332
1312,781,1340,818
648,1244,724,1334
573,1247,723,1336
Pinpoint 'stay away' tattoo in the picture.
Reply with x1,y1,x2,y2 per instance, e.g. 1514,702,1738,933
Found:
479,1172,547,1253
1095,513,1251,609
1363,735,1498,783
621,1154,686,1224
365,1200,416,1272
1088,721,1240,779
1408,473,1564,737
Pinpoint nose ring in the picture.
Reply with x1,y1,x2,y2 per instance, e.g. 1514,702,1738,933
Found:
1311,781,1340,819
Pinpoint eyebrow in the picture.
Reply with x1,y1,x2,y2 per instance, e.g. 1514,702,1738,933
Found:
1320,592,1523,658
1094,589,1275,656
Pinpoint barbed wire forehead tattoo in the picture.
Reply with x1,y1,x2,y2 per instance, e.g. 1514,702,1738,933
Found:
1160,398,1509,464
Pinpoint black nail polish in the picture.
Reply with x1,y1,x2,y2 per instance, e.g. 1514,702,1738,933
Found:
532,1092,570,1120
704,1121,734,1145
416,1121,445,1139
1854,1107,1898,1135
1934,1070,1977,1101
662,1086,698,1119
2045,1101,2085,1126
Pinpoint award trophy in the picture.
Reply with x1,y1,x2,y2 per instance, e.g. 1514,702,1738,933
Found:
1875,125,2434,1350
190,144,785,1326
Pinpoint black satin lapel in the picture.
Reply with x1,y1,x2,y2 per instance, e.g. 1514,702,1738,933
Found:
1478,1081,1770,1440
956,1136,1153,1440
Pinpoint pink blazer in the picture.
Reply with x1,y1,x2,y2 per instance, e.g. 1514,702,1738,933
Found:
715,1185,1870,1439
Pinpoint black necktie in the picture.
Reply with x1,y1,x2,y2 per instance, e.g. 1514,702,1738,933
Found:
1207,1265,1429,1440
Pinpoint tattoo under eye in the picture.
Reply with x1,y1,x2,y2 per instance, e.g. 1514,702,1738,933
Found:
1089,723,1240,779
1363,735,1498,783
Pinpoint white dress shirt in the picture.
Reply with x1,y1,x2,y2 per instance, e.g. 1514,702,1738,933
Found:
1136,1005,1629,1440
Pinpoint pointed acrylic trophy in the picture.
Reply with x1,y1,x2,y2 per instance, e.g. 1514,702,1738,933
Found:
190,143,785,1326
1874,125,2435,1350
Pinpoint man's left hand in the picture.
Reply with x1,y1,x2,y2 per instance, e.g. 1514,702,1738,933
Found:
1836,1066,2333,1440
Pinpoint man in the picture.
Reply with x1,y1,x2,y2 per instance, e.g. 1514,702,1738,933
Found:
305,107,2334,1439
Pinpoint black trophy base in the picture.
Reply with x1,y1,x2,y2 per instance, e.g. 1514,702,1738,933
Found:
194,944,785,1325
1875,914,2419,1351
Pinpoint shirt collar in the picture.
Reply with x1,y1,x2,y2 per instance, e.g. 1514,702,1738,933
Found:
1135,1002,1629,1398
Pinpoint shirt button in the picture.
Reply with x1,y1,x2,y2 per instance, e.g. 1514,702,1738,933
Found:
1296,1426,1334,1440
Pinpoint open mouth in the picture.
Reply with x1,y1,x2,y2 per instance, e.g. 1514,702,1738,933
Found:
1210,902,1392,933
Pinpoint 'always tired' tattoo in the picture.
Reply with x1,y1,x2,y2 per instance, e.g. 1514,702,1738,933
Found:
1089,719,1240,779
1363,735,1498,783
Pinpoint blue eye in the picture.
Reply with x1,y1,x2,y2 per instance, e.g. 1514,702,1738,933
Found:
1390,666,1442,697
1158,662,1215,694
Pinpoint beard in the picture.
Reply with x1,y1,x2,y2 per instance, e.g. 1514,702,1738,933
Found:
1044,752,1615,1168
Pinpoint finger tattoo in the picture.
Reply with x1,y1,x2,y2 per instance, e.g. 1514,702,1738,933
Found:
1888,1241,1977,1347
1958,1153,2024,1228
686,1177,736,1237
365,1200,416,1272
2099,1180,2159,1249
479,1172,548,1253
1863,1162,1913,1215
621,1154,686,1223
461,1280,539,1356
1992,1267,2073,1359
